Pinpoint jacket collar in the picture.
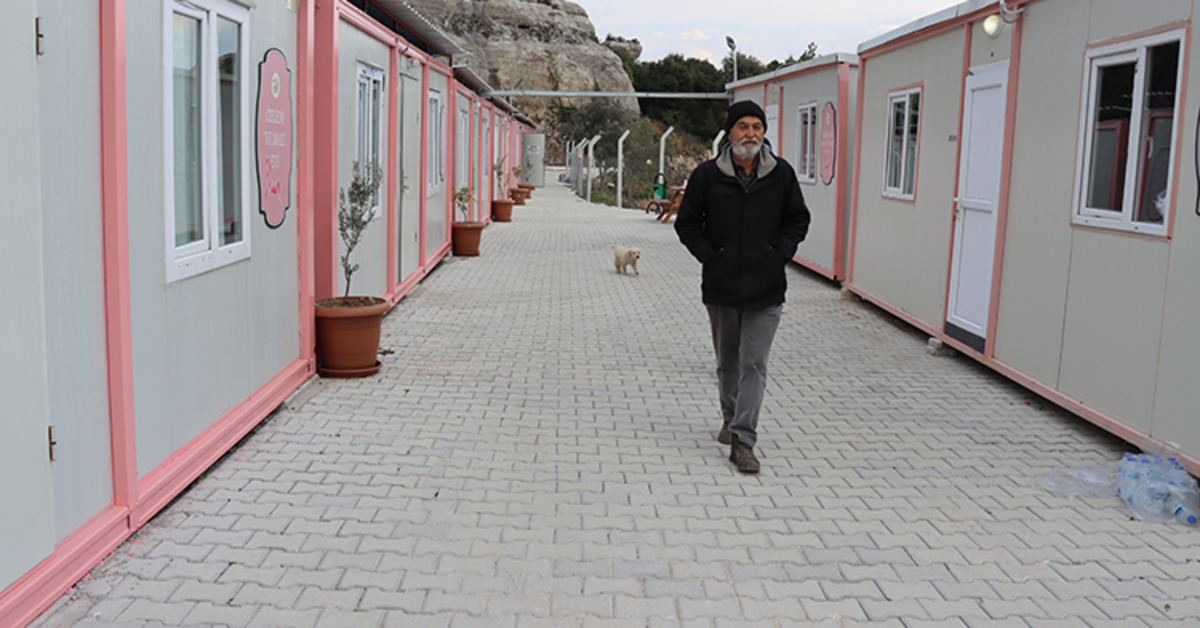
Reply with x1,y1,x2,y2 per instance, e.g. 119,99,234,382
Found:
716,143,777,180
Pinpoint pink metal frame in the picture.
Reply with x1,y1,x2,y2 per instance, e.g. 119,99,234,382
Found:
832,62,851,280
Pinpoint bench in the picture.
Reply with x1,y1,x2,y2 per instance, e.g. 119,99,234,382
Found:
645,186,686,223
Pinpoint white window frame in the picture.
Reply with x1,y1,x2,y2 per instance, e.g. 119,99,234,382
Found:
163,0,251,283
456,108,471,192
356,63,385,211
883,87,921,200
795,102,818,183
1072,29,1185,236
427,90,444,195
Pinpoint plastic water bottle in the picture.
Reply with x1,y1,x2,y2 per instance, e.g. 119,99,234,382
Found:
1162,459,1199,526
1166,496,1199,525
1117,453,1139,504
1124,454,1169,518
1132,483,1166,516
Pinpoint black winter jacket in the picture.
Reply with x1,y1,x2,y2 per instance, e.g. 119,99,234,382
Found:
674,145,811,310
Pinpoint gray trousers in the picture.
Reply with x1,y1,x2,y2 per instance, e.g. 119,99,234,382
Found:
707,304,783,448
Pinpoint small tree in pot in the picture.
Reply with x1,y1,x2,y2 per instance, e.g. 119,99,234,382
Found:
314,161,390,378
451,186,484,256
335,160,382,300
491,157,514,222
510,165,528,204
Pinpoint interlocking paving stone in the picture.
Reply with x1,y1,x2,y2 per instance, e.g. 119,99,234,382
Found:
29,181,1200,627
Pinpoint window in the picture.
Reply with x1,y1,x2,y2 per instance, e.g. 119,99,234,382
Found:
1075,30,1183,235
164,0,250,283
795,102,818,183
457,108,470,190
427,90,444,194
356,64,385,209
884,88,921,199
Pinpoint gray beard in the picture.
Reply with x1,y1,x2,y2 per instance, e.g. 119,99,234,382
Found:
732,139,761,162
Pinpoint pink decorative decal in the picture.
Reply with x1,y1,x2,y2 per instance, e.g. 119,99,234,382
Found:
820,101,837,186
256,48,292,228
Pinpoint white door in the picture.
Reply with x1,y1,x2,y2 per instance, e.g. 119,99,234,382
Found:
399,73,421,279
946,61,1008,353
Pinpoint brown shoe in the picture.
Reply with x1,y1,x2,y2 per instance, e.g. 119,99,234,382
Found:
718,421,732,444
729,435,760,474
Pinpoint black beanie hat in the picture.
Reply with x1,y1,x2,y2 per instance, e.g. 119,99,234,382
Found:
724,100,767,135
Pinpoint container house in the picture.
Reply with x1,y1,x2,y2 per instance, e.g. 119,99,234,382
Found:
846,0,1200,471
729,53,858,280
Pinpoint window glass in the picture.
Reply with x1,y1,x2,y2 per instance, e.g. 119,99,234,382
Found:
356,65,384,208
427,91,442,193
217,16,242,246
795,104,816,181
457,109,469,190
173,13,204,248
1136,41,1178,224
887,98,904,191
1085,61,1134,211
883,89,921,198
904,92,920,195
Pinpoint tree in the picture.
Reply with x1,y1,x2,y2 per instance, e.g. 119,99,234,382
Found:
631,53,726,140
558,98,631,162
766,43,819,72
721,51,768,84
723,43,819,81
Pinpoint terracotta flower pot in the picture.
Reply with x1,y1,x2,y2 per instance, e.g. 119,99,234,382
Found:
452,221,485,256
314,296,388,378
491,199,514,222
510,188,526,205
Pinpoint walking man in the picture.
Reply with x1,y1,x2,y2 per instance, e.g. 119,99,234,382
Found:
675,100,811,473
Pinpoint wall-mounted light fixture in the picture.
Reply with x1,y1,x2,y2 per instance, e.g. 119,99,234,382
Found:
982,14,1002,37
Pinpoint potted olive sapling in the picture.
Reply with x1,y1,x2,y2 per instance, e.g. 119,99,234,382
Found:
510,165,528,204
451,186,484,256
314,161,390,377
491,157,514,222
515,163,534,197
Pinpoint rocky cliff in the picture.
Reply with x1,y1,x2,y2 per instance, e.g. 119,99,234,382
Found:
404,0,638,158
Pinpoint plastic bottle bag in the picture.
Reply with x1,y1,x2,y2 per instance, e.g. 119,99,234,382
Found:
1116,451,1199,525
1032,467,1117,499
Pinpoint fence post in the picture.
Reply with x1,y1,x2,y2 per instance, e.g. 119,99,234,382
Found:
616,129,631,209
576,139,584,184
711,129,726,158
658,126,674,180
586,134,601,203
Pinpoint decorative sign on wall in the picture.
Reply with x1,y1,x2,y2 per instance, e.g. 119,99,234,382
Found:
256,48,293,229
820,101,837,186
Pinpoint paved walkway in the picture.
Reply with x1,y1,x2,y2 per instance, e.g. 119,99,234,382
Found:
32,182,1199,627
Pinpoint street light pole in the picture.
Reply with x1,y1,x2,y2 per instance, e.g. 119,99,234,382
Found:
725,36,737,83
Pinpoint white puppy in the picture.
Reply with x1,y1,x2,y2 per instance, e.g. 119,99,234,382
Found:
612,243,640,275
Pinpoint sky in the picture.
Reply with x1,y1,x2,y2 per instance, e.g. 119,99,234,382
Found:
583,0,967,68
